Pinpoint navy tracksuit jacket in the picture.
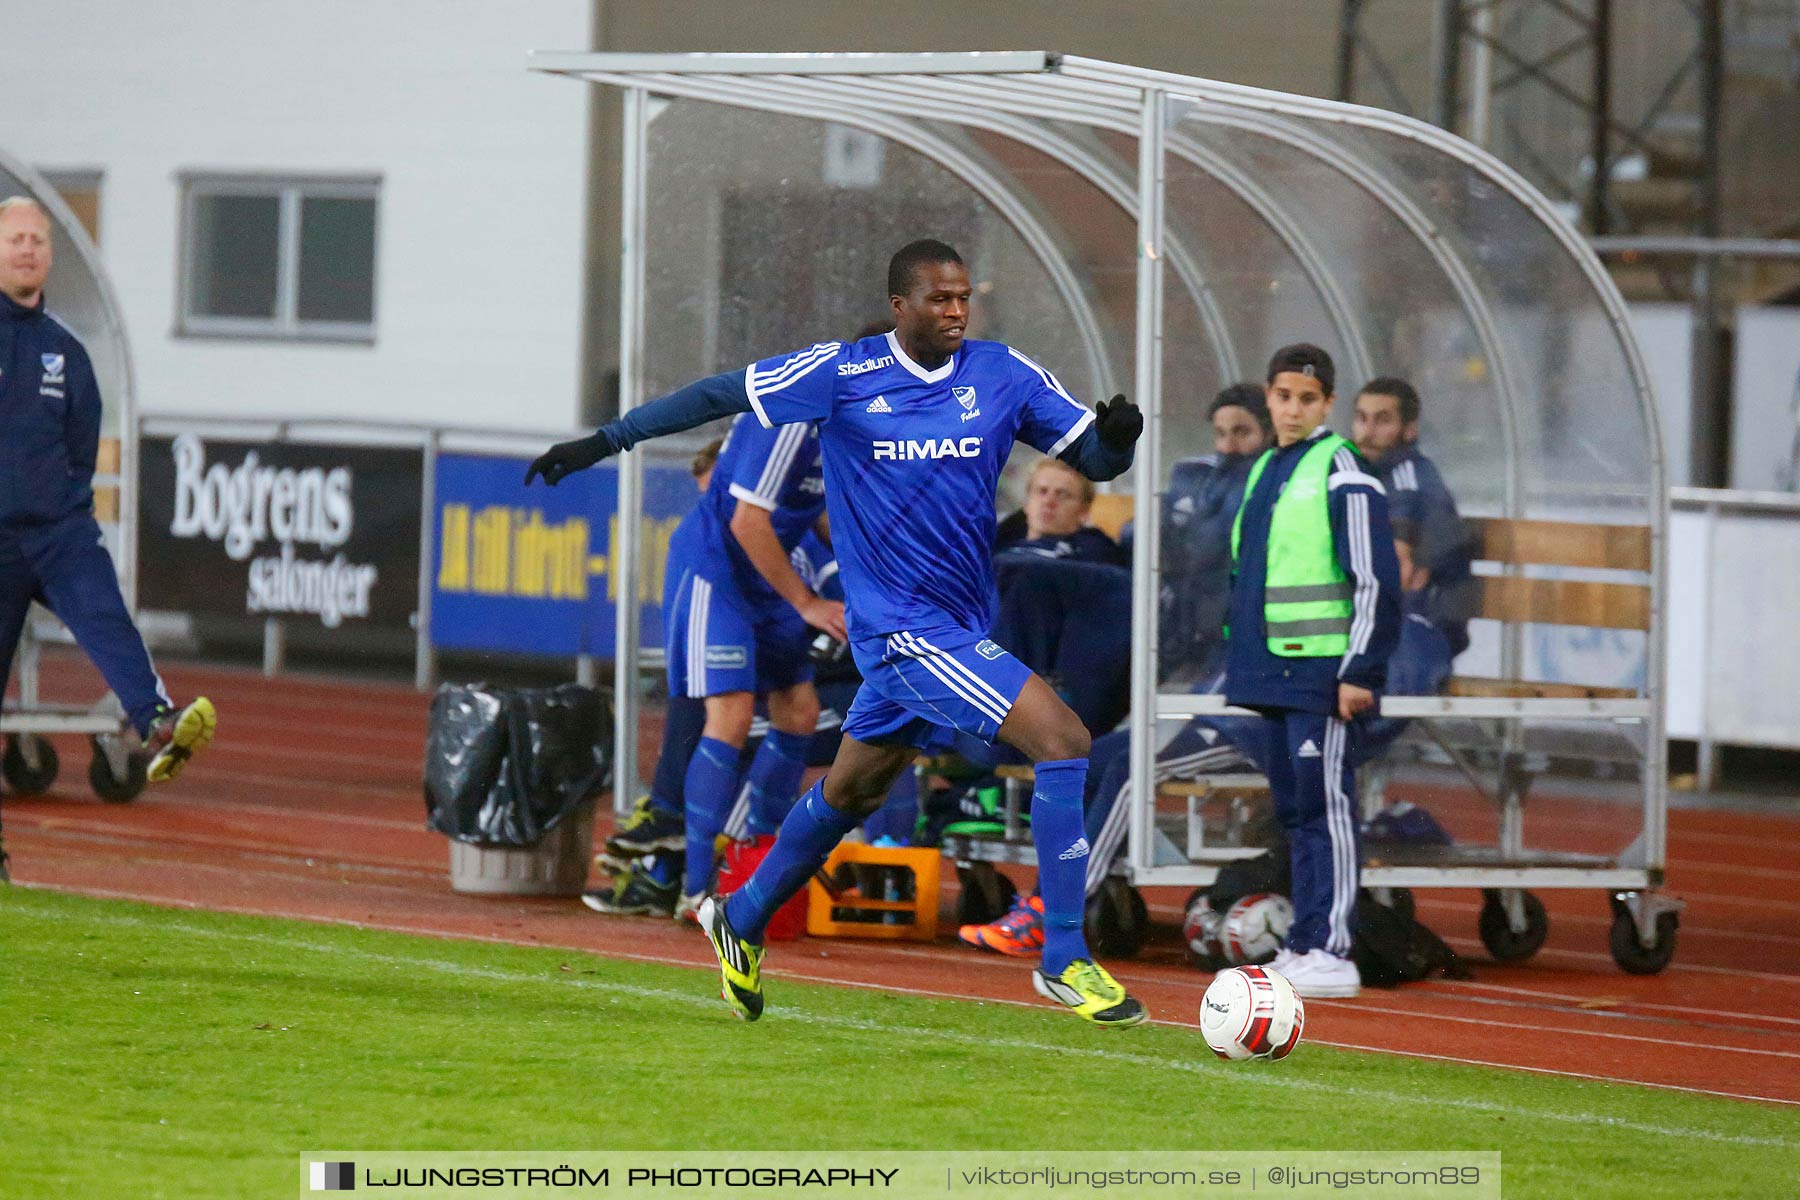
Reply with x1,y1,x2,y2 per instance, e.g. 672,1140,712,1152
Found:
1223,427,1402,957
1,290,167,737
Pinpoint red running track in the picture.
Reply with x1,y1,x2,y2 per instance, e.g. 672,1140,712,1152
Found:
5,652,1799,1107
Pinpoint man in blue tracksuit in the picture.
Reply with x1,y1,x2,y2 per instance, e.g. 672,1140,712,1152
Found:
1224,343,1401,998
0,198,215,880
1352,376,1476,657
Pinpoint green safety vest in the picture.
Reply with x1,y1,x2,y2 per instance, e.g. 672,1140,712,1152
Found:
1230,433,1354,657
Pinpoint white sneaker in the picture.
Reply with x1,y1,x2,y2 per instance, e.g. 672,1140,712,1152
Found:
1280,948,1361,998
1267,948,1301,974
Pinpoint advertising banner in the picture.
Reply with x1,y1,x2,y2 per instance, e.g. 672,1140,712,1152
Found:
138,434,422,632
431,453,693,658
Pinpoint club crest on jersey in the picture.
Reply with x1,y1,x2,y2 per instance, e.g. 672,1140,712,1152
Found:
953,386,977,410
40,354,65,384
872,437,982,461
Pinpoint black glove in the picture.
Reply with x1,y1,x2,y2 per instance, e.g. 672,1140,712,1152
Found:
524,431,615,487
1094,394,1143,452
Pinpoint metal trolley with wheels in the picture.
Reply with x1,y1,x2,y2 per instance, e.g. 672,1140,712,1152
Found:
0,152,151,804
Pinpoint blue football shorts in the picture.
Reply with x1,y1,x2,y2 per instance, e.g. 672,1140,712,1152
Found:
664,566,813,699
842,624,1033,747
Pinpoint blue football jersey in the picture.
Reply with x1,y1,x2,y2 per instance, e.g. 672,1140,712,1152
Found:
790,530,842,602
681,411,826,607
742,330,1095,637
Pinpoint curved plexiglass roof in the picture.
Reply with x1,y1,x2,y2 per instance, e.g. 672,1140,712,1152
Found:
533,51,1663,525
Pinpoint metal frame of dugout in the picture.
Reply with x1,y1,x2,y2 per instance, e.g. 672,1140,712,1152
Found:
0,150,148,803
530,51,1677,974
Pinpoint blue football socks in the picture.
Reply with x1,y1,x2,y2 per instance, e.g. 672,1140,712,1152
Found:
1031,757,1093,976
682,736,741,896
649,695,708,819
725,780,858,943
743,728,810,837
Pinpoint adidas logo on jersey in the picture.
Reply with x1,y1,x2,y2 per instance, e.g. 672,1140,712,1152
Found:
865,396,893,414
1297,739,1322,758
1058,837,1090,861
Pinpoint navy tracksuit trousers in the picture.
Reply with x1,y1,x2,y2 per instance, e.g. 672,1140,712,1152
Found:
1257,709,1361,956
1080,708,1359,952
1,514,168,739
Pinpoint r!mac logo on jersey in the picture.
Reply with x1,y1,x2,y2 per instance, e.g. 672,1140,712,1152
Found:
871,437,983,461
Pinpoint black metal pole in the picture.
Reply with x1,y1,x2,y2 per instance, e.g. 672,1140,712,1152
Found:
1432,0,1463,131
1336,0,1364,103
1690,0,1726,486
1588,0,1612,234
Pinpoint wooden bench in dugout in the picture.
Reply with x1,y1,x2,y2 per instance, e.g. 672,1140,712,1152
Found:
933,515,1673,971
1361,515,1670,971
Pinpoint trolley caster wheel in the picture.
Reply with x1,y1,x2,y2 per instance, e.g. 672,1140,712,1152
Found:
1084,877,1149,958
1479,889,1548,962
88,738,148,804
1609,893,1679,975
2,734,60,795
954,863,1016,926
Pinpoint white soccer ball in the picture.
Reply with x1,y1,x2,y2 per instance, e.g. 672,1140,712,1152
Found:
1182,894,1226,966
1199,965,1306,1061
1221,892,1294,965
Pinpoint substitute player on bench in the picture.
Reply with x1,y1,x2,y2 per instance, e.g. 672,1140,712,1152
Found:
590,414,840,921
529,239,1145,1026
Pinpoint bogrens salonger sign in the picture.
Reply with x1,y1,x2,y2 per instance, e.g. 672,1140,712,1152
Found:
138,433,422,632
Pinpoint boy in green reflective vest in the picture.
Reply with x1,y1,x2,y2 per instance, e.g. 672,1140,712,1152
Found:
1224,344,1402,998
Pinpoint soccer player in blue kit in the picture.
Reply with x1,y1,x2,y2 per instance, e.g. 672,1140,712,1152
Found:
529,239,1145,1026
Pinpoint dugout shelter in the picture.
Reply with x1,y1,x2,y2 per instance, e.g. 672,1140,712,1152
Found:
532,52,1676,973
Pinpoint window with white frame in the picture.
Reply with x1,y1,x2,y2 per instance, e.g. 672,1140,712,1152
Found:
178,175,379,340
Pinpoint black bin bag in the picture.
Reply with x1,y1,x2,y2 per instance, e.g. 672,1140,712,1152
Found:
424,683,612,846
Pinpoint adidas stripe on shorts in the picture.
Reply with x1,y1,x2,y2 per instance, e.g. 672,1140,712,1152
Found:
841,624,1032,747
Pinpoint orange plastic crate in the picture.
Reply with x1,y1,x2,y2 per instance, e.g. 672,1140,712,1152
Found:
806,842,940,942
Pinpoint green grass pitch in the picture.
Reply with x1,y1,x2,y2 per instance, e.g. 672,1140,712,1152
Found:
1,888,1792,1198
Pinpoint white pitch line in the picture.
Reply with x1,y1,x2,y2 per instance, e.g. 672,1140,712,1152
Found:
1142,895,1800,948
180,766,431,803
24,842,447,889
1437,979,1800,1028
16,819,436,871
1433,936,1800,984
7,889,1799,1129
155,792,421,832
784,932,1800,1053
198,740,413,774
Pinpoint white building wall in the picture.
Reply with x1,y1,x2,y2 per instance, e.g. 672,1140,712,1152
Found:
1732,306,1800,493
0,0,593,433
1625,303,1693,490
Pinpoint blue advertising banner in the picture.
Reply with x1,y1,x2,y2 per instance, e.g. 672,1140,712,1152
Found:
431,453,694,658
